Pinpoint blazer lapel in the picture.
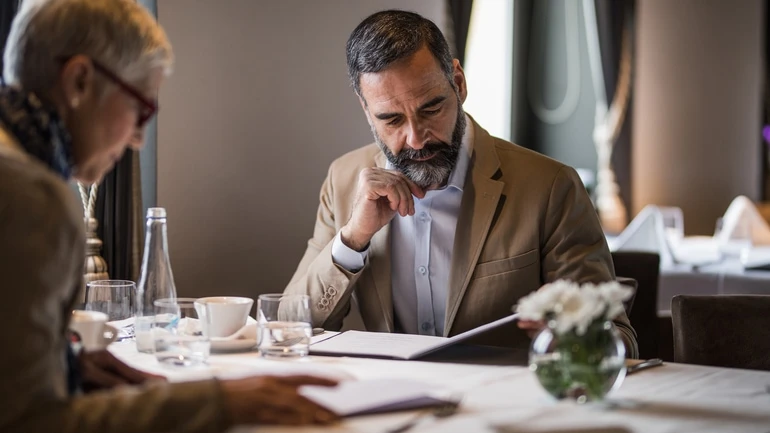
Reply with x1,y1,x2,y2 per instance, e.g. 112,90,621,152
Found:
368,152,394,332
444,118,504,336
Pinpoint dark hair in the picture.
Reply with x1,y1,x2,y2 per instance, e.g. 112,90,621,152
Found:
346,10,454,98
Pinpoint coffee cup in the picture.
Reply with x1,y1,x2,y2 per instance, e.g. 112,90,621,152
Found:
194,296,253,338
69,310,119,351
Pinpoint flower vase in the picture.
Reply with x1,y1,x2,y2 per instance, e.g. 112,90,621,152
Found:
529,320,626,403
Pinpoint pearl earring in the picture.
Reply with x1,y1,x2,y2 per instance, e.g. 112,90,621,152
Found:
71,98,79,108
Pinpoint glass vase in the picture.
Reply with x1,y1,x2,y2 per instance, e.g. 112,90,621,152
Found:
529,320,626,403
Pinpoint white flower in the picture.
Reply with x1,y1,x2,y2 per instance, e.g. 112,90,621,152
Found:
553,285,604,336
595,281,634,320
516,279,576,320
515,279,633,336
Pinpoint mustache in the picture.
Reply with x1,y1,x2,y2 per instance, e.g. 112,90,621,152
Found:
395,141,451,164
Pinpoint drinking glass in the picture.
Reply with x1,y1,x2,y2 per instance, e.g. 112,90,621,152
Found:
257,294,311,358
152,298,209,367
85,280,136,341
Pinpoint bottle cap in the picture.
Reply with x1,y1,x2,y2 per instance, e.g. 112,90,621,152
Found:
147,207,167,218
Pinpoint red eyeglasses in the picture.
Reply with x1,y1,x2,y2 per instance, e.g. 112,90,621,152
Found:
58,57,158,127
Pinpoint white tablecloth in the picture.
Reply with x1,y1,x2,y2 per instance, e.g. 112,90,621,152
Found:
659,258,770,315
110,342,770,433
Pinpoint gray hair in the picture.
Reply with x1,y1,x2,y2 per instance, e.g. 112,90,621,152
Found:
346,10,454,99
4,0,173,95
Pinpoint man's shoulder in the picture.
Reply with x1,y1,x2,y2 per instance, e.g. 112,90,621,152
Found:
329,143,381,171
491,137,568,175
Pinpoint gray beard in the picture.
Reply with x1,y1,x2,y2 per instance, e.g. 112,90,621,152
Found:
373,103,466,189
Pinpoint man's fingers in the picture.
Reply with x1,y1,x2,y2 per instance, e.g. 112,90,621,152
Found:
517,320,543,329
402,176,425,199
373,181,410,216
395,182,412,216
518,320,546,339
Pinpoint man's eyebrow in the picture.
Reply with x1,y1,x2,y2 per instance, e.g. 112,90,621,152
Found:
418,95,446,111
374,111,400,120
373,96,448,120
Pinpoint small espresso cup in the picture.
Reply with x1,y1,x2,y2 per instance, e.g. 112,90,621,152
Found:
194,296,253,338
69,310,119,351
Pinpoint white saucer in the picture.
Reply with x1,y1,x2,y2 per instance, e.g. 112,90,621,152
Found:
210,338,257,353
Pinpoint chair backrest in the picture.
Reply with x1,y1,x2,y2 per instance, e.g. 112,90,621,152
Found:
616,276,638,315
611,251,660,360
672,295,770,370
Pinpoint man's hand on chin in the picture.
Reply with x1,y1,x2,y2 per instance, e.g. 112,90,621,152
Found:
342,167,425,251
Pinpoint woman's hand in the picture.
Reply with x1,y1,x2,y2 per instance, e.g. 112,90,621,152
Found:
79,349,166,391
221,375,339,425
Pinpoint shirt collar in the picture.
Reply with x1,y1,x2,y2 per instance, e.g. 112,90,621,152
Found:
386,114,473,193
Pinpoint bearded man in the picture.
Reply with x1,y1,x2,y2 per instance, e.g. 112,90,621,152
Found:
284,10,638,358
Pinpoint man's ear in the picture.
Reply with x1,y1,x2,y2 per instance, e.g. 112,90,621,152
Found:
452,59,468,104
59,55,96,109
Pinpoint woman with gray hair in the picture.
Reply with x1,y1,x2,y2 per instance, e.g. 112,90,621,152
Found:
0,1,337,431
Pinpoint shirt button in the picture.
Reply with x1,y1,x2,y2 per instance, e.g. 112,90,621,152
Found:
418,266,427,275
422,322,432,331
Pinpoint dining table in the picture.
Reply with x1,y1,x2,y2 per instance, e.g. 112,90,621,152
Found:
110,338,770,433
658,257,770,315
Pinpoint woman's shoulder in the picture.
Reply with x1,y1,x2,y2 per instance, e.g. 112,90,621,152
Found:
0,154,83,236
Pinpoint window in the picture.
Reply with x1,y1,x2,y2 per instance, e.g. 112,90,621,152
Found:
462,0,514,141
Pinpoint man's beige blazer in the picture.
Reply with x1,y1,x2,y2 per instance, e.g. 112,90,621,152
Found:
285,117,638,357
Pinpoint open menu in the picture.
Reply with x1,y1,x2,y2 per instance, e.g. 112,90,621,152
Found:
309,313,519,360
299,378,458,416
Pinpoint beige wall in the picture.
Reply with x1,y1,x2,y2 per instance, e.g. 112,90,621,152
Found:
156,1,448,299
633,0,765,235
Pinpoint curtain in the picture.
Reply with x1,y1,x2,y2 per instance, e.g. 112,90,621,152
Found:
95,0,145,283
509,0,635,225
595,0,635,223
96,150,143,282
447,0,474,66
764,0,770,201
0,0,20,84
510,0,535,149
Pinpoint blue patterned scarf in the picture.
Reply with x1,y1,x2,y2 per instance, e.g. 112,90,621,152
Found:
0,86,74,179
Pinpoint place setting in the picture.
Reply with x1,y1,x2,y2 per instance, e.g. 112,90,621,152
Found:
91,288,332,363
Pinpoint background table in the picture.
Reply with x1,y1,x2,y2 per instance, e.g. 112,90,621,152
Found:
659,259,770,314
111,342,770,433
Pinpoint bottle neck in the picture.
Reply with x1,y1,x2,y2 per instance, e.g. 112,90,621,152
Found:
137,216,177,303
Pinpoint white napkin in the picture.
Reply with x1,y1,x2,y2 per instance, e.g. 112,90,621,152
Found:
211,316,257,341
715,195,770,246
610,205,680,266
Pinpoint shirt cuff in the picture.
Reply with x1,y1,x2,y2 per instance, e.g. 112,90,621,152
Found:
332,231,368,272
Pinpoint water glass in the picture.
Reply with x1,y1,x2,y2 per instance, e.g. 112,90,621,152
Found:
257,294,311,358
86,280,135,320
86,280,136,341
152,298,209,367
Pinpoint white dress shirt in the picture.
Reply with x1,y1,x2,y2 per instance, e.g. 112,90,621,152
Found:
332,116,472,336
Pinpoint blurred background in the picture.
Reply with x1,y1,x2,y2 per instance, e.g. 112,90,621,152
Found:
2,0,766,304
